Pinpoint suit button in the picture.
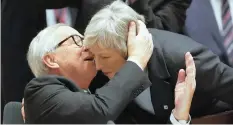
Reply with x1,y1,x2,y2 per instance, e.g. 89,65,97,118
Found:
164,105,168,110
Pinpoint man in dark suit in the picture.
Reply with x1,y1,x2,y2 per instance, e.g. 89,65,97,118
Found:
185,0,233,67
82,1,233,123
23,21,154,123
23,19,197,123
1,0,190,110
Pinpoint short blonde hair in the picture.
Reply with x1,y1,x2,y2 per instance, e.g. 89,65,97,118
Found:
27,24,81,77
84,0,145,57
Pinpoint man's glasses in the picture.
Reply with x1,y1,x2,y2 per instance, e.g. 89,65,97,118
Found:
56,34,84,48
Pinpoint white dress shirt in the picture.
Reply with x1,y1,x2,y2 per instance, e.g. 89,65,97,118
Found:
210,0,233,34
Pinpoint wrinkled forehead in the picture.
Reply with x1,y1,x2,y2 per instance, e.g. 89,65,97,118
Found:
40,25,84,51
53,26,83,42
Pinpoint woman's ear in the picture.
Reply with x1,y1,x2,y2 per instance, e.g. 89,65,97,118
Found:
43,54,59,69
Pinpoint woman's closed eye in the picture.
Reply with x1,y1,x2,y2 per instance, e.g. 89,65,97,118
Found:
101,56,109,59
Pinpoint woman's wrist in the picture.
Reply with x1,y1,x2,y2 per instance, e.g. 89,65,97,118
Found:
173,108,189,121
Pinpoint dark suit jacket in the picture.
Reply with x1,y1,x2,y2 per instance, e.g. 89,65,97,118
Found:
24,61,152,124
1,0,189,109
114,29,233,124
184,0,231,66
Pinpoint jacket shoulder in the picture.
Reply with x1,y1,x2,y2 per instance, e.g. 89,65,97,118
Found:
148,28,195,44
24,75,80,98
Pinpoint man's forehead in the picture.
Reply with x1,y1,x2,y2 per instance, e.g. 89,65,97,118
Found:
54,26,83,39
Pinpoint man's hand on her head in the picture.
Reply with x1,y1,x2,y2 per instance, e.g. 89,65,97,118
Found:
173,52,196,121
127,20,153,70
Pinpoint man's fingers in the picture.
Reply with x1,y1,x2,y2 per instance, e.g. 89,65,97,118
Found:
137,20,148,36
21,106,25,122
128,21,136,42
150,33,153,48
147,33,153,49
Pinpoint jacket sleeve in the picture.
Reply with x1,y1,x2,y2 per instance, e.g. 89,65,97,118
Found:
131,0,191,33
159,30,233,105
24,61,151,124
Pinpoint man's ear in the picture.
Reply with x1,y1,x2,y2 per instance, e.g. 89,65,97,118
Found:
43,54,59,69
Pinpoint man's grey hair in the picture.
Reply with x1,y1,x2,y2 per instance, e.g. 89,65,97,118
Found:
27,23,80,77
84,0,145,57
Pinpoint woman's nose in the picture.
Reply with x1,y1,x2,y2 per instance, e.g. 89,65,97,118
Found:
94,59,103,71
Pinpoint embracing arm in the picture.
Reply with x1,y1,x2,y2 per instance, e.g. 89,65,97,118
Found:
24,20,154,124
24,61,151,124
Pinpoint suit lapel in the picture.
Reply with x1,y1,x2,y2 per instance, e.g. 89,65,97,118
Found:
204,0,228,56
147,31,174,121
147,31,170,79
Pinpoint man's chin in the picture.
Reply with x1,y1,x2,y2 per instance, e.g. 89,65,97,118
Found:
85,63,97,74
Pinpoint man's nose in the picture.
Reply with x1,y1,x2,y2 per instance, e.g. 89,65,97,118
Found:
82,46,89,52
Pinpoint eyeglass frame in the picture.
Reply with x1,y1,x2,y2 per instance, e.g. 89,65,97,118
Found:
55,34,84,48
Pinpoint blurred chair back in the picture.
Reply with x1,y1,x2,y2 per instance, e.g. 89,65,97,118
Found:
3,102,24,124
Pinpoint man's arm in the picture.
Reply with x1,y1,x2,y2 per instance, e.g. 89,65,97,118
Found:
24,21,153,123
159,30,233,104
131,0,191,33
24,62,151,123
